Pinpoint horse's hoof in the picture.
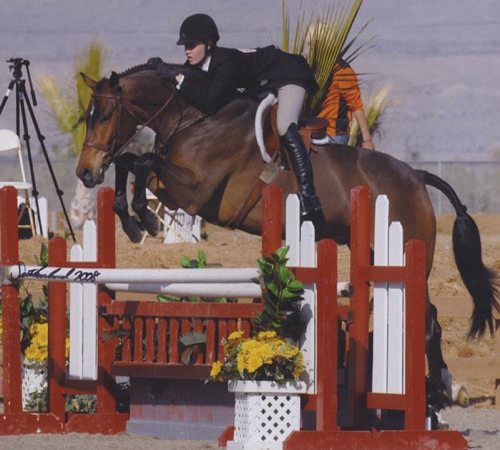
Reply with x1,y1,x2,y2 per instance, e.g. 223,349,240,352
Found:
127,229,144,243
123,219,144,243
452,384,469,407
140,211,161,237
430,410,450,430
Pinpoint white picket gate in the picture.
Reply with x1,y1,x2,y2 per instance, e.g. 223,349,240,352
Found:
69,220,98,380
372,195,405,394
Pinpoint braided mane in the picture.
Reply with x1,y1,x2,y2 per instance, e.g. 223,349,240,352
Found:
117,62,199,80
118,63,154,78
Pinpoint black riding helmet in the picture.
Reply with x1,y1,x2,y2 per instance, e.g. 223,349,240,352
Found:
177,13,220,46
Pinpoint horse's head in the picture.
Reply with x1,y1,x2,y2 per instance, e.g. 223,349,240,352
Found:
76,71,139,187
77,62,183,187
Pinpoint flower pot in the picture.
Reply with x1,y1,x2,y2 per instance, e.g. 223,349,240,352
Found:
227,380,307,450
21,358,47,409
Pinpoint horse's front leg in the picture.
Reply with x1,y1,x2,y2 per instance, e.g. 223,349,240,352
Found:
114,153,144,243
131,153,163,237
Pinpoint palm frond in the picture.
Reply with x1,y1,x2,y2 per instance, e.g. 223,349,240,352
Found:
37,40,105,155
76,39,104,112
37,77,78,134
348,85,394,147
281,0,365,115
340,20,375,63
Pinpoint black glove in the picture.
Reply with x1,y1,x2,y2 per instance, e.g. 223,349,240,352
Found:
147,57,163,67
157,62,178,84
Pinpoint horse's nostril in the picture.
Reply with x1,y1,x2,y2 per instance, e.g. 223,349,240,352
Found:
77,168,95,187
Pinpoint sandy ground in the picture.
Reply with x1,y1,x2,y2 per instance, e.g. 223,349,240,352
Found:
8,212,500,449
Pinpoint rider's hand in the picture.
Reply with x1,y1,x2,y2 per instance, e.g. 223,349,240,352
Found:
147,57,163,67
157,63,178,84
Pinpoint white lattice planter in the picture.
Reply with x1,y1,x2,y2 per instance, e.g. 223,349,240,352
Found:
227,380,307,450
21,359,47,408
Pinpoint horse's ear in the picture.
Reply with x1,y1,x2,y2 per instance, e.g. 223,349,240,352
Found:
110,71,119,88
80,72,96,90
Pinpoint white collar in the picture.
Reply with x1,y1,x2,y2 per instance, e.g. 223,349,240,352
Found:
201,55,211,72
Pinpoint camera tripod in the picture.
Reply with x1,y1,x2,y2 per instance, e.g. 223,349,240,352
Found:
0,58,75,241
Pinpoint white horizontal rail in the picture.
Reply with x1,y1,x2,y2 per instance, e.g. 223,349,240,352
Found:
108,281,351,296
106,282,262,298
108,281,350,298
4,265,260,284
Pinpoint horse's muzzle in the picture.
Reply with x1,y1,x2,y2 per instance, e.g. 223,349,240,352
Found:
77,166,104,188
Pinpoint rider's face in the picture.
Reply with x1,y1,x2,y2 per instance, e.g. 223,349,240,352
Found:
185,42,207,66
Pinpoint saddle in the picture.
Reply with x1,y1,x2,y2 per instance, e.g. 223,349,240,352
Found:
226,95,328,229
255,93,329,164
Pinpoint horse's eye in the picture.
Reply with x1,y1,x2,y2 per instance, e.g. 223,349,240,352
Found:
99,114,112,124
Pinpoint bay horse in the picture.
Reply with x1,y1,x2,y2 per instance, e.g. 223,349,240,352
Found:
76,63,499,415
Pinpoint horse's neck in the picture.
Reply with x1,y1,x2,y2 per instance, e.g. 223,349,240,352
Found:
153,98,264,217
160,97,258,163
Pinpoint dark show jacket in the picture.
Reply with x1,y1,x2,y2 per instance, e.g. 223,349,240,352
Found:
178,45,318,115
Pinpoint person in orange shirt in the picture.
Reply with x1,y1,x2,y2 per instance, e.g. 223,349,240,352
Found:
317,58,374,150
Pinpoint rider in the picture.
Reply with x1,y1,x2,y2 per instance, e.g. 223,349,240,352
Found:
149,13,324,222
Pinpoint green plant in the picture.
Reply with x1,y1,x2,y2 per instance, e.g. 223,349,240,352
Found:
20,244,49,355
66,394,96,413
179,249,207,268
253,246,305,341
24,388,48,412
179,328,207,365
25,388,97,414
20,291,48,354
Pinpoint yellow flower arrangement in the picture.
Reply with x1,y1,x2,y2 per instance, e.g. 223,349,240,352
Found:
210,330,304,384
23,323,70,362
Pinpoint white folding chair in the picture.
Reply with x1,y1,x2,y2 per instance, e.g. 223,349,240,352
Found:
0,129,36,236
139,188,201,244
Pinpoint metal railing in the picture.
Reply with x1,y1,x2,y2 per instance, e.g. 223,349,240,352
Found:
408,160,500,213
1,156,499,213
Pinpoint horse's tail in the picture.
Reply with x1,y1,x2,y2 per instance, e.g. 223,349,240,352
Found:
418,169,500,339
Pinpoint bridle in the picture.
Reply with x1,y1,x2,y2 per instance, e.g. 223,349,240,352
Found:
83,88,176,165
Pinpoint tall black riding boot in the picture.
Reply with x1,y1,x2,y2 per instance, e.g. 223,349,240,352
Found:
280,123,323,218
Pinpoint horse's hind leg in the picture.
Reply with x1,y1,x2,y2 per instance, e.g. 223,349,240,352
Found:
131,154,162,237
114,153,144,243
426,299,453,427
